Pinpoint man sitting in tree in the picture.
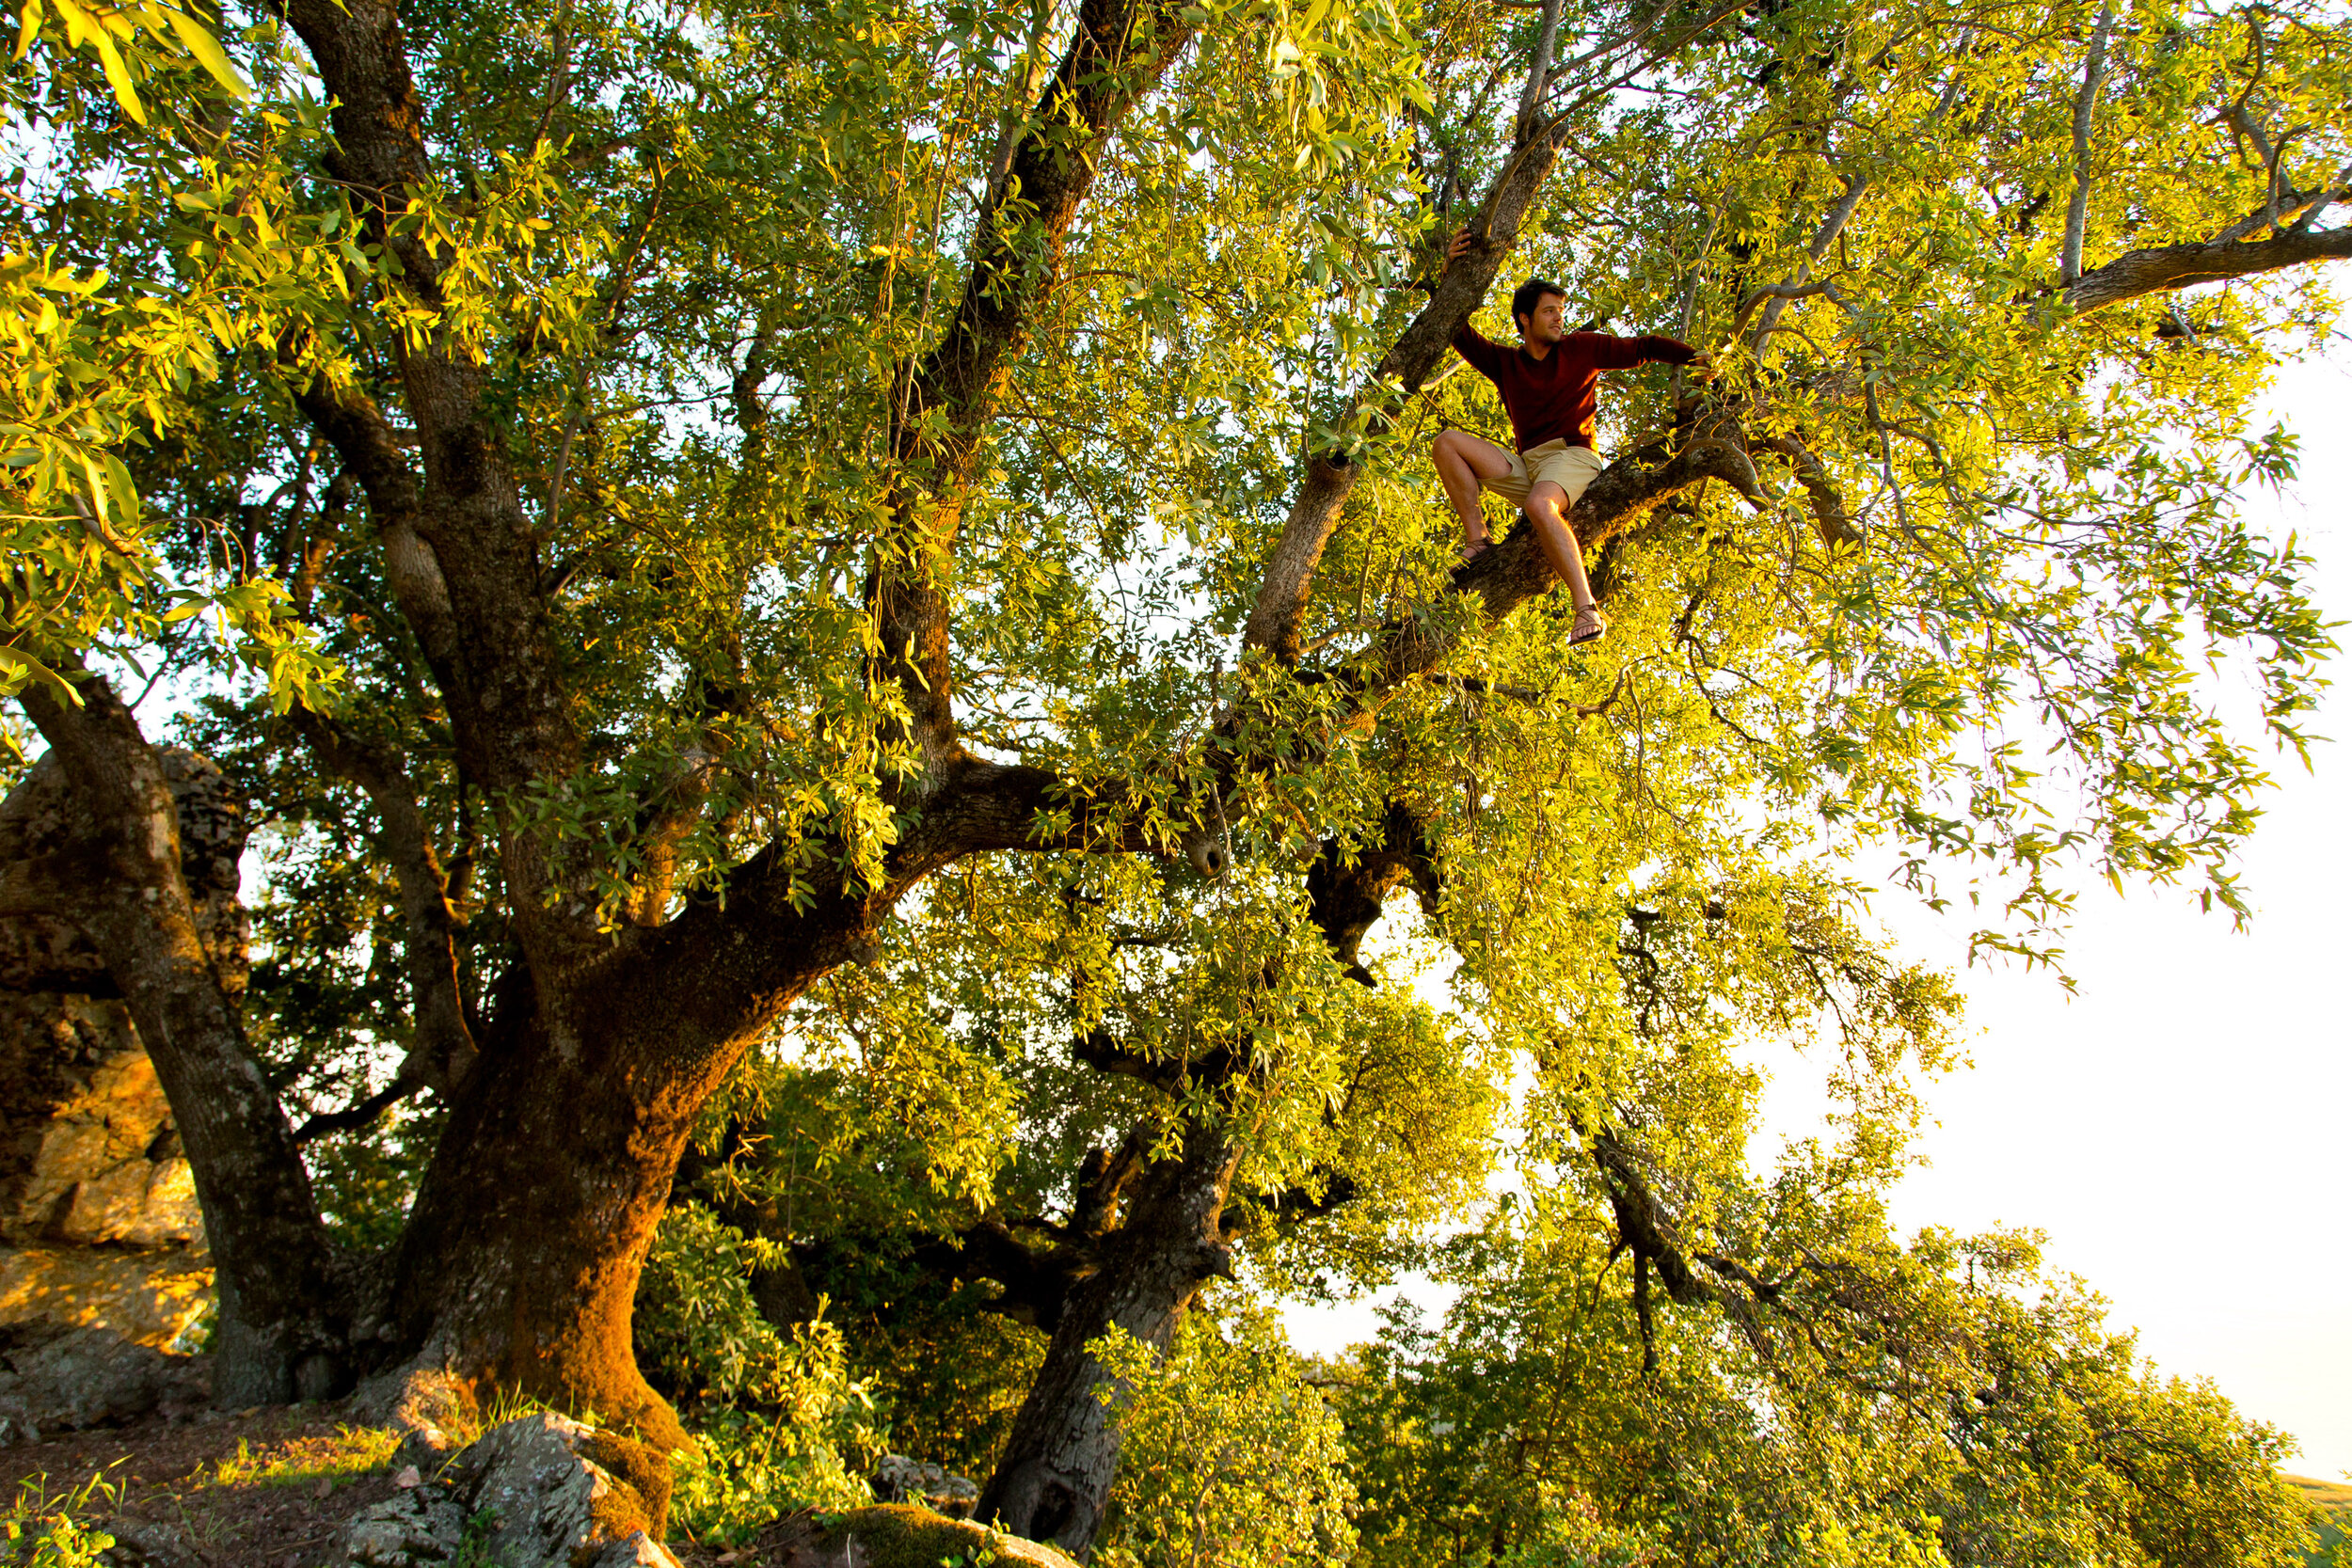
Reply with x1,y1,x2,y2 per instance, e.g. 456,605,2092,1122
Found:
1432,229,1711,645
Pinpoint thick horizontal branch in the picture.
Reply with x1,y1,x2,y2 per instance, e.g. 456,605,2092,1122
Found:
1368,425,1770,688
2066,221,2352,315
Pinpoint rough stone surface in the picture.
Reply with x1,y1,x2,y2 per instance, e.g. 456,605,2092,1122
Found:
0,748,249,996
102,1517,199,1567
354,1363,473,1466
760,1505,1082,1568
343,1488,469,1567
0,1242,214,1348
0,992,208,1251
0,1323,208,1441
871,1452,980,1518
339,1412,680,1568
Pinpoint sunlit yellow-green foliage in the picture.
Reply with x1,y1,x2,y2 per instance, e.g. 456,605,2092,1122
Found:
638,1203,882,1544
10,0,2344,1550
1343,1206,2316,1568
1093,1305,1358,1568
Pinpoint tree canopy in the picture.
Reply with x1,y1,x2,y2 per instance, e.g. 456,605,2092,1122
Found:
2,0,2345,1552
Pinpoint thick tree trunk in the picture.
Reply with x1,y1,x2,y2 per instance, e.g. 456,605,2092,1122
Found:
383,867,884,1449
385,1027,705,1449
10,675,352,1404
975,1118,1243,1556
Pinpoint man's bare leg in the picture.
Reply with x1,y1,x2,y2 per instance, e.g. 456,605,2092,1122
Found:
1522,482,1605,638
1431,429,1515,560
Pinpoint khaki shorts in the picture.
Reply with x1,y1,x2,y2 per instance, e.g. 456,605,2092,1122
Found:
1482,439,1605,509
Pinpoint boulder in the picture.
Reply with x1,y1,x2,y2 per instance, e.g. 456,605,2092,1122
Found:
870,1453,980,1518
757,1505,1082,1568
101,1517,198,1567
0,1323,209,1442
354,1362,473,1474
341,1412,679,1568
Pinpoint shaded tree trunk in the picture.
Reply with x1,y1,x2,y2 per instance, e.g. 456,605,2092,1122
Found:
975,1117,1243,1555
8,673,353,1404
967,810,1438,1551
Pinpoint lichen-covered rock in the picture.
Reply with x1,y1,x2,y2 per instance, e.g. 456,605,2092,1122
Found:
870,1453,980,1518
98,1516,196,1567
339,1412,680,1568
0,995,207,1251
759,1505,1081,1568
342,1488,469,1567
0,1324,208,1440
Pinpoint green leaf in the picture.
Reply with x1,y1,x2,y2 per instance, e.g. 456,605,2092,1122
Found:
160,3,248,100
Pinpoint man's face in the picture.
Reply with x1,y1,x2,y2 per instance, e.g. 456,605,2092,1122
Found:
1517,292,1567,346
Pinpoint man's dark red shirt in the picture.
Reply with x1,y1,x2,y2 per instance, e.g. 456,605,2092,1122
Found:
1450,322,1697,451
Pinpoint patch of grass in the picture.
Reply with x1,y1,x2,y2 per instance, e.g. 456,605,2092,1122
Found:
3,1470,122,1566
211,1426,402,1493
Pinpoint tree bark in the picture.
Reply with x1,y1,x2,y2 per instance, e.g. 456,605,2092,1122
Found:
381,855,888,1447
974,1116,1243,1555
11,673,352,1404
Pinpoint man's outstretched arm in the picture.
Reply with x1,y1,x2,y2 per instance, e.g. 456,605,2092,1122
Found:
1577,332,1718,381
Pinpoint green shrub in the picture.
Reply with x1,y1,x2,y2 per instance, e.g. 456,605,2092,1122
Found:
1091,1303,1356,1568
638,1202,879,1546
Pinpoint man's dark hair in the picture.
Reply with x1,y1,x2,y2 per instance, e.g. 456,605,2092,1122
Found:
1511,277,1567,331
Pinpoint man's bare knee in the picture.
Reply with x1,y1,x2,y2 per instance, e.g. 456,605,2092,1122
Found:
1525,483,1570,519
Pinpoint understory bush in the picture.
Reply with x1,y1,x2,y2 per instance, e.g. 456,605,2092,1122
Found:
637,1202,877,1545
2,1474,118,1568
1092,1303,1357,1568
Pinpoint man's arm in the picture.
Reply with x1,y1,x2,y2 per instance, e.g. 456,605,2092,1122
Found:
1442,228,1510,379
1575,331,1706,371
1450,318,1509,378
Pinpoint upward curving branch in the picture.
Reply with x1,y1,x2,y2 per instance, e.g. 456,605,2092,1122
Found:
281,0,594,972
287,710,480,1093
868,0,1198,799
2060,3,2116,285
1239,115,1571,664
1242,0,1747,664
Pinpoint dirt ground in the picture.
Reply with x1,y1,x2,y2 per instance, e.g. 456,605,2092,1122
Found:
0,1405,741,1566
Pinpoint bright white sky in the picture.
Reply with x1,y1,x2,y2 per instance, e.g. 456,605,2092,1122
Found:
1285,327,2352,1485
1858,342,2352,1483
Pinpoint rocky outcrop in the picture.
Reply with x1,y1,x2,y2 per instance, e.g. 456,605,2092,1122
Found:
0,749,237,1350
342,1412,678,1568
0,1243,213,1348
871,1453,980,1518
0,1323,210,1442
756,1505,1083,1568
0,991,206,1250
